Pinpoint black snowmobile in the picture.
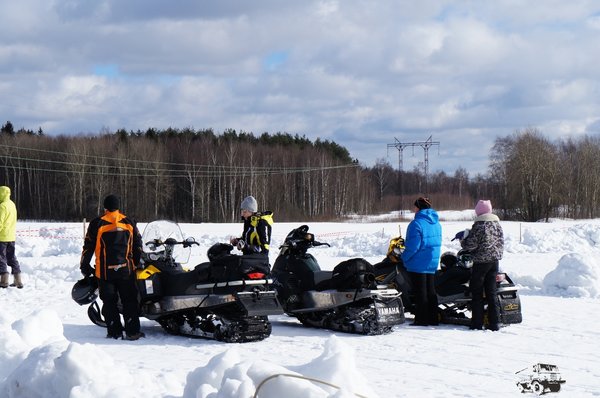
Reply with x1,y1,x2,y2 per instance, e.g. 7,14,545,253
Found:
271,225,405,335
373,236,523,327
73,220,283,343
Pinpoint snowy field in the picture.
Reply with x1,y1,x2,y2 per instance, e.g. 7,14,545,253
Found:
1,210,599,397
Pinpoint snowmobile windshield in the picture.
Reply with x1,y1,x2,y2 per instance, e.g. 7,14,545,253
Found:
141,220,191,264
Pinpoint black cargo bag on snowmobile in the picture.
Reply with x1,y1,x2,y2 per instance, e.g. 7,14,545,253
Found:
321,258,376,290
207,253,271,282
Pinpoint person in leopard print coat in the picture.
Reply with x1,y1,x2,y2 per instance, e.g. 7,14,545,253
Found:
460,199,504,331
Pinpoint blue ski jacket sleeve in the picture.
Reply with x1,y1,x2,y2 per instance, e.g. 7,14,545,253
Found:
401,209,442,274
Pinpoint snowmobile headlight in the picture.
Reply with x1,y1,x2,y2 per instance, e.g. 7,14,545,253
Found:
149,253,160,261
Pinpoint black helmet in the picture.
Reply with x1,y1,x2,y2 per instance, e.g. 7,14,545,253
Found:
456,250,473,268
87,301,106,327
71,276,99,305
207,243,234,261
440,251,458,270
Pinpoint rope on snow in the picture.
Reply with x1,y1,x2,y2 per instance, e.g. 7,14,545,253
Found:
252,373,370,398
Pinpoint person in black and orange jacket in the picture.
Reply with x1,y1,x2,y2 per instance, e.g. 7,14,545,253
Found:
80,194,144,340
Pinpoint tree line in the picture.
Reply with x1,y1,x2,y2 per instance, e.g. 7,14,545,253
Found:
1,122,596,222
371,127,600,222
0,125,376,222
488,127,600,221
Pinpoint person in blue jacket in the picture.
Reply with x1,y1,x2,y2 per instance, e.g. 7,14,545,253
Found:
401,197,442,326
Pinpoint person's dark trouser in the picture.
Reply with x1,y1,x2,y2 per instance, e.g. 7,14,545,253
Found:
409,272,439,325
470,260,499,329
99,277,141,337
0,241,21,274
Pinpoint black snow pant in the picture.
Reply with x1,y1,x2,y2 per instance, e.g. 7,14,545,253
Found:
99,276,141,338
470,260,499,330
0,241,21,274
409,272,439,325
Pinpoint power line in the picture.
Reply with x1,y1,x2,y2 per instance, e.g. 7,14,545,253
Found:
0,143,269,170
0,144,358,175
0,153,358,178
2,163,356,178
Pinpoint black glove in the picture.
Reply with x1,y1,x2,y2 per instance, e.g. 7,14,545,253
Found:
81,263,94,277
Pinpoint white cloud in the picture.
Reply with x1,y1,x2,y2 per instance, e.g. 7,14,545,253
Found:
587,14,600,29
1,0,600,174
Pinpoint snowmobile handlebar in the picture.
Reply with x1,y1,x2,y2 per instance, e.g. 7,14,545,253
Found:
145,237,200,250
279,237,331,253
280,226,331,252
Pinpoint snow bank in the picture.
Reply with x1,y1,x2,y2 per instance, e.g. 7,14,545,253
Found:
543,253,600,298
2,340,162,398
508,223,600,253
0,310,159,398
1,308,372,398
291,336,374,397
12,308,64,347
183,336,375,398
345,209,476,223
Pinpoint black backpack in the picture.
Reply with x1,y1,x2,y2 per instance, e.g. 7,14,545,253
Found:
330,258,376,289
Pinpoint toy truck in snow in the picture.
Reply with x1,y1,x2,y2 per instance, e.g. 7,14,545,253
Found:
515,363,565,395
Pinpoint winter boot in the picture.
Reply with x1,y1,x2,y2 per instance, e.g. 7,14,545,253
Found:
124,332,145,341
0,273,9,288
10,273,24,289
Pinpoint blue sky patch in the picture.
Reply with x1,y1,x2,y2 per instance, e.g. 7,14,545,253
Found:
93,64,120,77
263,51,288,71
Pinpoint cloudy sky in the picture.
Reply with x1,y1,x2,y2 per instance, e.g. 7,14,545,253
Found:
2,1,600,175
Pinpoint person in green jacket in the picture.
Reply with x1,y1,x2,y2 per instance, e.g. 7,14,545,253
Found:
0,186,23,288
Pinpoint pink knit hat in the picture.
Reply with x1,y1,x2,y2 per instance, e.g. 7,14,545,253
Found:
475,200,493,216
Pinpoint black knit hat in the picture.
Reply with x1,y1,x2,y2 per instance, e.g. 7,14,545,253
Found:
103,194,120,211
414,197,432,210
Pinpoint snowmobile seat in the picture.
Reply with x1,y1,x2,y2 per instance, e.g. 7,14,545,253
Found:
285,254,322,290
437,290,471,305
437,283,470,297
373,259,396,276
313,271,333,290
194,262,212,281
161,269,202,296
435,266,471,296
